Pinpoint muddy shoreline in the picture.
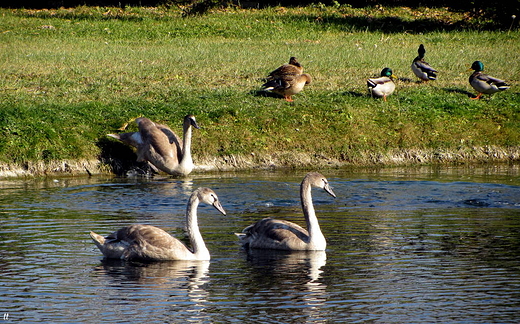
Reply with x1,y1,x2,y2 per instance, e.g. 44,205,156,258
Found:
1,145,519,178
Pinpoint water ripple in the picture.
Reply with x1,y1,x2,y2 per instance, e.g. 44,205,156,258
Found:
1,169,519,323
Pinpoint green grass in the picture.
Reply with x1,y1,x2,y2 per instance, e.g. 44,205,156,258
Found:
0,6,519,175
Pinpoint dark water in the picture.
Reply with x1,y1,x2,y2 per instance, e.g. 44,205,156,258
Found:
1,165,520,323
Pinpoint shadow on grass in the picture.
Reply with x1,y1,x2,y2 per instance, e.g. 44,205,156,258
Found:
273,11,504,33
250,89,285,99
398,77,418,83
11,6,506,32
340,91,366,97
97,137,155,177
443,87,476,98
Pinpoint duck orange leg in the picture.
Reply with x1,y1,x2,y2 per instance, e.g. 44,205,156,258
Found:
471,93,483,100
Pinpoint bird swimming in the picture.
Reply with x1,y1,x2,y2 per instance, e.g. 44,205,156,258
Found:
90,187,226,261
236,172,336,251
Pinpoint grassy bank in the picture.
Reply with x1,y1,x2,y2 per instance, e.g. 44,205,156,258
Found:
0,6,519,176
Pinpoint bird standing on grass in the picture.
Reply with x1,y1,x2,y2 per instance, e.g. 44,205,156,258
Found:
469,61,510,99
367,67,397,101
411,44,438,81
262,56,312,102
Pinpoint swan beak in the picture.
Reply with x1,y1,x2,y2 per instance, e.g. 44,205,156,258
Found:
190,117,201,129
213,200,226,215
324,184,336,198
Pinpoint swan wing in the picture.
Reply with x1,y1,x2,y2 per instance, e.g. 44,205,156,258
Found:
137,119,177,160
156,123,183,153
107,132,143,148
240,218,309,250
113,225,191,261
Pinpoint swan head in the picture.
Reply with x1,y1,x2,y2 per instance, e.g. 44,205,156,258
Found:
196,187,226,215
322,179,336,198
185,115,201,130
305,172,336,198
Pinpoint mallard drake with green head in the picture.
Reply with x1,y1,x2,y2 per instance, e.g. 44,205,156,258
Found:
367,68,397,101
469,61,510,99
411,44,438,81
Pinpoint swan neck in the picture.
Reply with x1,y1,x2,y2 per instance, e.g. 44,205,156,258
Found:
300,180,321,241
182,122,193,161
177,122,194,174
186,194,209,258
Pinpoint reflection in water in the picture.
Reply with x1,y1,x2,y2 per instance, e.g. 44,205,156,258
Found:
1,167,519,323
237,250,328,323
245,249,326,282
93,260,210,322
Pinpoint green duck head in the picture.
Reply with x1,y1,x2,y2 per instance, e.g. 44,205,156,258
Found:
381,67,396,78
470,61,484,72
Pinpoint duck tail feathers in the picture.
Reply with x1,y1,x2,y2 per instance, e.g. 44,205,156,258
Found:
262,79,283,90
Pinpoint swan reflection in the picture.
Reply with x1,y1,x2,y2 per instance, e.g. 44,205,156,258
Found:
93,259,210,320
243,250,328,322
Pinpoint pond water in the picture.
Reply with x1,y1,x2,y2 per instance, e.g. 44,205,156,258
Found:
1,165,520,323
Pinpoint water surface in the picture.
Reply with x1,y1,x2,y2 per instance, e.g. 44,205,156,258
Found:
1,165,519,323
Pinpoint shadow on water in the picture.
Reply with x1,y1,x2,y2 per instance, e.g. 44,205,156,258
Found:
216,249,329,322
